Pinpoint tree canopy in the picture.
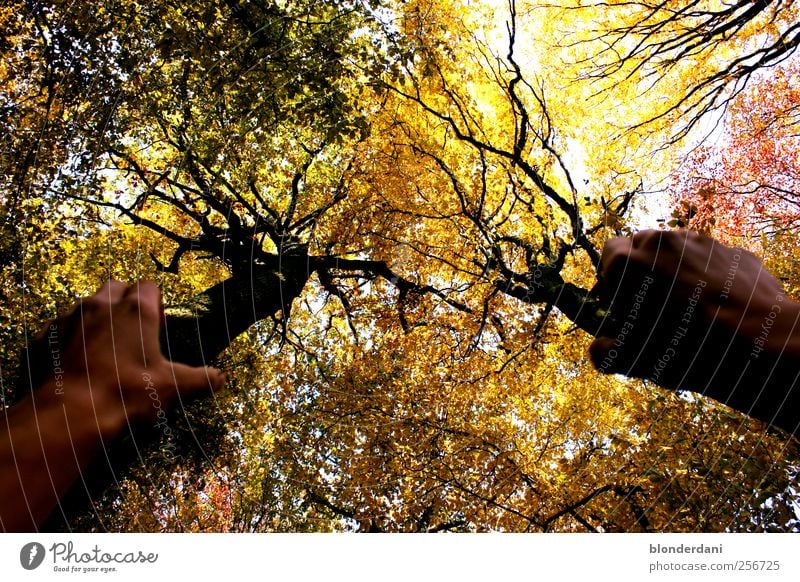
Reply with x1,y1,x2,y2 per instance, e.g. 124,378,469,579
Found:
2,0,799,532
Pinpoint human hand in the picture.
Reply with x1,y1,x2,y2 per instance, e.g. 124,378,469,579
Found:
26,280,225,437
589,230,800,434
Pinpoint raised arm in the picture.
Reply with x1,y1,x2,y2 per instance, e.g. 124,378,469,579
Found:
590,230,800,437
0,281,224,531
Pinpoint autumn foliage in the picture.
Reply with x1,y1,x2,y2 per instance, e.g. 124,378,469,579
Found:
672,62,800,237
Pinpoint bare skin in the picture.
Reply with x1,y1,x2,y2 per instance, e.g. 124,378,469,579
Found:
0,281,225,531
590,229,800,437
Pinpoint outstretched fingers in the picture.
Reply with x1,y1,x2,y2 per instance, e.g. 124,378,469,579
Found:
122,280,162,322
168,362,226,400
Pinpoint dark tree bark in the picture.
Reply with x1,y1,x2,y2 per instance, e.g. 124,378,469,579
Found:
161,253,313,366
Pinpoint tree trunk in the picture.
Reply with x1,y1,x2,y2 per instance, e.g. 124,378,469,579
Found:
162,253,313,366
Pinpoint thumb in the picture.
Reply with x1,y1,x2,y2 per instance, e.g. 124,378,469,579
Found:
588,336,622,374
170,363,226,397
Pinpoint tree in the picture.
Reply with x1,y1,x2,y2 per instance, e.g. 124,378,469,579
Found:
2,0,798,532
671,57,800,233
549,0,800,142
668,53,800,309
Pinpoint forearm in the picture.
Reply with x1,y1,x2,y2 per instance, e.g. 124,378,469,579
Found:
746,360,800,438
731,298,800,435
696,300,800,438
0,380,123,531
